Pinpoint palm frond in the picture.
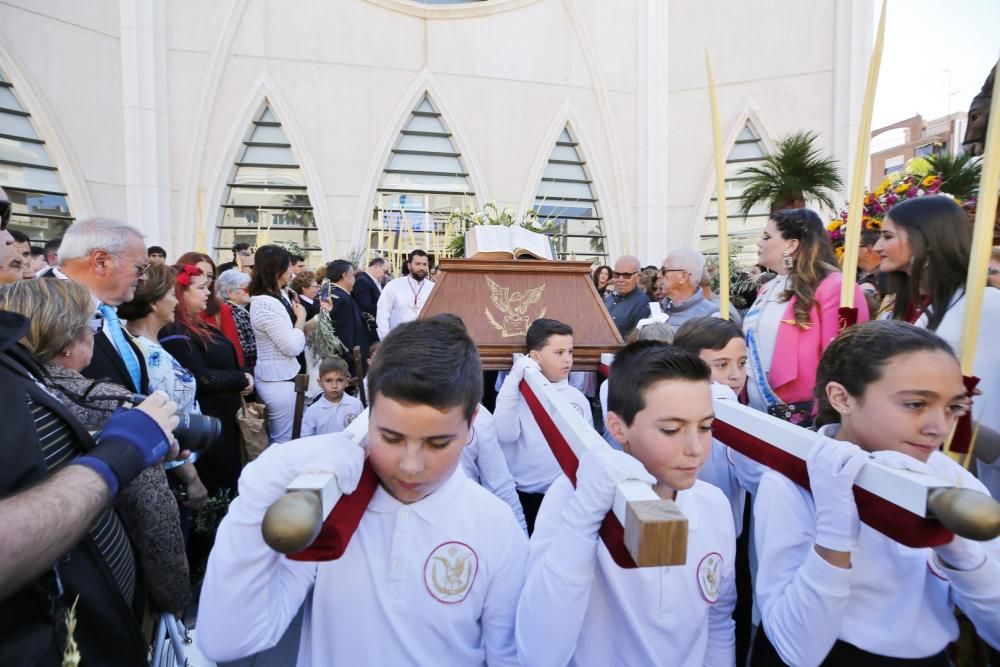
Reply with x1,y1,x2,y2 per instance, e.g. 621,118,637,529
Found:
926,153,982,201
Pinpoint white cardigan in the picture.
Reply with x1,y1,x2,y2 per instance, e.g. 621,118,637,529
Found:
250,294,305,382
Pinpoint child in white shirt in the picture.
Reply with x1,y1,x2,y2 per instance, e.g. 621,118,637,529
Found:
301,357,362,437
197,318,527,666
516,341,737,666
494,318,593,533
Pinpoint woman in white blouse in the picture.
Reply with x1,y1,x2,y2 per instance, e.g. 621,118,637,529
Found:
248,245,306,443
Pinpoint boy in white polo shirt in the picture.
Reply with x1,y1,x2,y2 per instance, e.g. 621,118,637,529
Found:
495,318,593,533
197,318,528,666
301,357,362,436
516,341,736,667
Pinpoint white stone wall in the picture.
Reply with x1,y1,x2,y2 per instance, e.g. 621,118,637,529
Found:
0,0,872,266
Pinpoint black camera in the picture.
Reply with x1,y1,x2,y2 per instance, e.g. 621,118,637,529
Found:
126,394,222,452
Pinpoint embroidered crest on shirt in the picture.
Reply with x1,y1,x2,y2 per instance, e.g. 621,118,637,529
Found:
484,276,546,337
570,402,586,419
343,412,358,427
424,541,479,604
697,552,722,603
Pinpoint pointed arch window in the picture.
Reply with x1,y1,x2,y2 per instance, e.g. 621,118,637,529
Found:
218,105,321,264
533,126,607,263
0,70,73,242
700,122,770,265
369,95,474,266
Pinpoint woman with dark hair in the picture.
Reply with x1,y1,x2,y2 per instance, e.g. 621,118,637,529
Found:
120,263,209,508
742,208,870,426
751,320,1000,666
875,195,1000,498
249,244,306,443
160,264,252,496
176,251,245,367
592,265,612,297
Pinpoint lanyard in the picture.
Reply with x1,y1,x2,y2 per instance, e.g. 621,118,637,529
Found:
408,277,426,307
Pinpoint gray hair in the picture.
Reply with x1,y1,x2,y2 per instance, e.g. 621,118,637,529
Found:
614,254,641,272
636,321,675,344
217,268,250,299
664,247,706,288
57,217,145,264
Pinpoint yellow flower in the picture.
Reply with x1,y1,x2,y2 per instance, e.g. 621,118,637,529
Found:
835,246,845,261
921,175,937,188
827,220,841,231
875,180,889,196
895,182,910,194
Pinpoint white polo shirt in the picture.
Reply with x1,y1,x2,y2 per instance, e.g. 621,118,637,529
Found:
495,378,594,494
198,454,528,666
754,430,1000,665
516,477,737,667
461,405,528,533
697,439,746,537
301,394,363,437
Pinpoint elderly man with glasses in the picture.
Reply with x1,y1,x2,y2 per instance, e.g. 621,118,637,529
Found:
44,217,151,394
658,247,724,329
602,255,652,338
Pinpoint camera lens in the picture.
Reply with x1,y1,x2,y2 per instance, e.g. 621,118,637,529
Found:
173,413,222,452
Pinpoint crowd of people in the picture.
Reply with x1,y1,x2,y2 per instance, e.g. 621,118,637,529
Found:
0,185,998,666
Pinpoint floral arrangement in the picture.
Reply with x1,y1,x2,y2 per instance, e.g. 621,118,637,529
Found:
446,201,556,257
827,158,975,260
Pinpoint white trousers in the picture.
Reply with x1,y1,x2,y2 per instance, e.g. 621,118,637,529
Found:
255,378,295,444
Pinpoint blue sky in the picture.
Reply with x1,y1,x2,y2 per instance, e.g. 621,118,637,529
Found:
873,0,998,129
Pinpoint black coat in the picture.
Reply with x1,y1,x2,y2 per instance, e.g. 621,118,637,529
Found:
0,312,148,667
351,271,381,340
82,330,149,395
330,285,370,373
159,323,248,496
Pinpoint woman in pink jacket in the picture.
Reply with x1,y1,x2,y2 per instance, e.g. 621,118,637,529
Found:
743,208,869,426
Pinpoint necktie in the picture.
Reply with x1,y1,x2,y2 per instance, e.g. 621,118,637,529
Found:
97,303,143,391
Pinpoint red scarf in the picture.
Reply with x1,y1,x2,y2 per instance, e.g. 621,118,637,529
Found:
199,301,245,367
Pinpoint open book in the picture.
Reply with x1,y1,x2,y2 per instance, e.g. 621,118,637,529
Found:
464,225,554,260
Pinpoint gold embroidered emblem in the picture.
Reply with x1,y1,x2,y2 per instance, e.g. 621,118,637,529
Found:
424,541,478,604
697,552,722,603
484,276,546,337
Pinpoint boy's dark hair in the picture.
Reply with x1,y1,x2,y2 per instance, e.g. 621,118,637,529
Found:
427,312,466,331
9,229,29,244
44,238,62,253
608,341,710,426
367,340,380,360
325,259,354,283
319,357,350,377
813,320,955,427
290,253,305,264
526,318,573,352
673,317,745,354
367,319,482,422
30,246,45,258
147,245,167,257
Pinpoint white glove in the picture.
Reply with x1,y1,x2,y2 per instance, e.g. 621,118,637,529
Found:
237,435,366,519
807,436,868,553
501,354,541,394
566,447,657,536
710,382,738,401
933,535,988,571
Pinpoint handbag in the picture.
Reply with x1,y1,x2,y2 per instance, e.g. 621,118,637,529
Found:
236,397,268,463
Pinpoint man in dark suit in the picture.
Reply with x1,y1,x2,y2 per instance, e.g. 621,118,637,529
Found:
327,259,371,375
351,256,388,341
48,218,151,394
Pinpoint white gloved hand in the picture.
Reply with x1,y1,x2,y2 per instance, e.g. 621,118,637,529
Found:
566,447,657,536
933,535,988,571
869,450,936,476
710,382,738,401
808,436,868,553
501,354,541,394
237,435,366,520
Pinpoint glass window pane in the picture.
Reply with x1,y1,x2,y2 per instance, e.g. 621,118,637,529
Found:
538,180,594,200
226,187,310,208
730,141,765,160
0,111,38,139
0,136,50,166
738,125,759,141
217,228,322,267
220,207,315,229
241,145,297,165
415,98,434,113
8,190,70,216
0,87,23,112
543,162,587,180
405,115,446,133
0,163,62,191
558,129,573,142
8,214,71,242
232,166,305,187
258,108,278,123
387,152,463,174
380,172,471,192
249,124,288,143
396,133,455,153
549,145,580,162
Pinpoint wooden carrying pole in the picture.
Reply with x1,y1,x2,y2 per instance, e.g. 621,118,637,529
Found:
352,345,367,408
520,367,688,567
712,399,1000,544
290,373,311,440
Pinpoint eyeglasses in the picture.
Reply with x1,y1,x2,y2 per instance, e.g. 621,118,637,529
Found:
87,313,104,335
659,268,687,276
611,271,639,279
107,251,151,278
